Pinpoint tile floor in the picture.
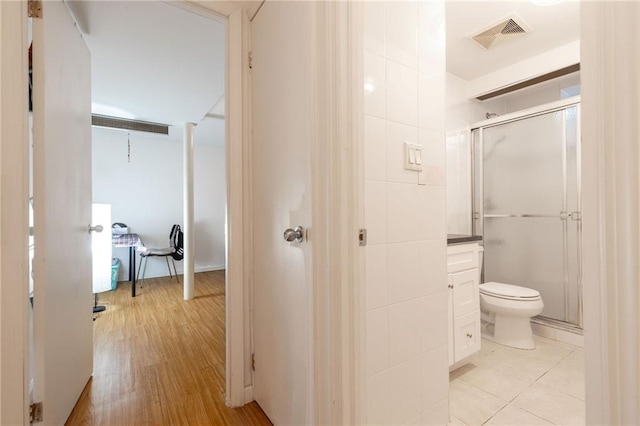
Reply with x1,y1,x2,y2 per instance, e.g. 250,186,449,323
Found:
449,336,585,425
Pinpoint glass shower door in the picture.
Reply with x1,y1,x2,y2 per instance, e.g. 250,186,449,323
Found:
473,105,581,326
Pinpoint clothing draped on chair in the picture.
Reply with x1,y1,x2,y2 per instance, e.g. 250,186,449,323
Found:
137,224,184,284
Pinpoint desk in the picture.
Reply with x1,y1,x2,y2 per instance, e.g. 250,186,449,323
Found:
112,233,143,297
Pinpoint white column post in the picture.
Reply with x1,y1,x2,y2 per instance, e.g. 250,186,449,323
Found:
183,122,195,300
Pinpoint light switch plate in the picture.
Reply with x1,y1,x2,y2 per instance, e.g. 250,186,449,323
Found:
404,142,423,172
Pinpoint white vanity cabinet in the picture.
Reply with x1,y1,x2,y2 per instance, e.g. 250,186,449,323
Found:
447,242,481,369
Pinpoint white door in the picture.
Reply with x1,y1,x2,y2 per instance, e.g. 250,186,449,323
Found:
32,1,93,424
251,2,313,424
92,204,112,294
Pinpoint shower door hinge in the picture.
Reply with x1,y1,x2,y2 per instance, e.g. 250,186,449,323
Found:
248,51,253,69
359,229,367,247
473,212,480,220
30,402,43,423
28,0,43,18
570,211,582,221
251,353,255,371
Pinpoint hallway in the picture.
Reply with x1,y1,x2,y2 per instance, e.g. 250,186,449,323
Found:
66,271,270,425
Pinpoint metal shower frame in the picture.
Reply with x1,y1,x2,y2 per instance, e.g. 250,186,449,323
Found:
470,96,583,330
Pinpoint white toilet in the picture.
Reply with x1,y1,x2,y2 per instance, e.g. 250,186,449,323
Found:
479,282,544,350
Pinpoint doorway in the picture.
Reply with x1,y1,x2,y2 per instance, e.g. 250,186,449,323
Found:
26,1,256,423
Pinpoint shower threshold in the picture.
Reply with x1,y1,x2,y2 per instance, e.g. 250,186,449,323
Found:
532,315,583,335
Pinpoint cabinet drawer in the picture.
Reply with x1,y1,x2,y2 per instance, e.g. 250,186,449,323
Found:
447,243,479,273
454,310,481,362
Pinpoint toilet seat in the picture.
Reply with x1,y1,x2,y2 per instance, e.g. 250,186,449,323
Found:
480,282,541,301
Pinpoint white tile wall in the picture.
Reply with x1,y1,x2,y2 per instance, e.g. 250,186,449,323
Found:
364,2,448,424
365,115,388,181
419,73,445,132
445,73,506,235
422,399,449,425
388,242,425,304
420,292,448,352
389,357,423,423
365,180,387,245
386,1,418,69
421,346,449,408
387,60,418,126
417,1,445,80
367,308,390,377
386,121,419,184
368,372,391,424
365,51,387,119
419,128,446,186
366,245,388,310
364,0,385,56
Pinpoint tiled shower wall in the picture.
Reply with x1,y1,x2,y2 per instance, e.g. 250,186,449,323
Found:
363,2,449,424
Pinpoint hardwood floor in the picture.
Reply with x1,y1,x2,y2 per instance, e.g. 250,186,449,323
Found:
66,271,271,425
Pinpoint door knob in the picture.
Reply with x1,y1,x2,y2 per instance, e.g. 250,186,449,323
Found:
283,226,304,243
88,224,104,234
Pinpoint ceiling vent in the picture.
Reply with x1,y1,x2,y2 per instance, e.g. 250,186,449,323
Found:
91,115,169,135
471,14,531,50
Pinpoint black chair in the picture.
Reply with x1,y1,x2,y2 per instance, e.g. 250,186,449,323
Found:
137,224,184,283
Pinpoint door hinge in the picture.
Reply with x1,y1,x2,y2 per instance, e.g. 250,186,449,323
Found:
359,229,367,247
248,51,253,69
251,353,255,371
28,0,42,18
30,402,43,423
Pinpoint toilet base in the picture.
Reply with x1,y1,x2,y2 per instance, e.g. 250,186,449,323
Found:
484,314,535,350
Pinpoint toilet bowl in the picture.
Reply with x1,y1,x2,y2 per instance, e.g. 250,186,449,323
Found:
479,282,544,350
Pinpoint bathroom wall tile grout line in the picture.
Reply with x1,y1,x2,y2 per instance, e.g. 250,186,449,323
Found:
365,48,444,83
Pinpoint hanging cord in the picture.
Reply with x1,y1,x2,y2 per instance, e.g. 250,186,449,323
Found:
127,132,131,163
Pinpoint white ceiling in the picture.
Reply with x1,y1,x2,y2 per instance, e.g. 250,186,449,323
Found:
446,0,580,81
73,1,226,145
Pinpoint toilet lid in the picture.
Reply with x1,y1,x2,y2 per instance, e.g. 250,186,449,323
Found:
480,282,540,299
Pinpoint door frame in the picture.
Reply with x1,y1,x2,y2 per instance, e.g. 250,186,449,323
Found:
172,0,253,407
307,1,364,423
0,0,253,420
0,1,30,424
581,2,640,423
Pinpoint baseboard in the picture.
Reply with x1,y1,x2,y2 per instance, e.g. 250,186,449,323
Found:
116,264,225,281
244,385,254,404
195,264,225,273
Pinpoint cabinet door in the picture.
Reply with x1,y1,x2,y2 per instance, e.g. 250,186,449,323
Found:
448,274,454,366
452,269,479,317
454,311,481,362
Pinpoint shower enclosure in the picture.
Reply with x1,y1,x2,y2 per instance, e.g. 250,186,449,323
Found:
472,97,582,329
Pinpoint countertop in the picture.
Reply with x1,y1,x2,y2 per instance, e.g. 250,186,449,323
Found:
447,234,483,245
